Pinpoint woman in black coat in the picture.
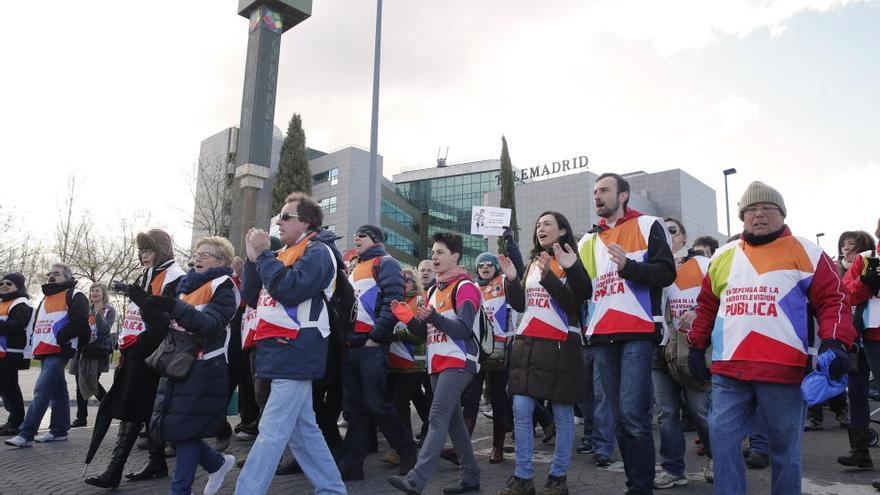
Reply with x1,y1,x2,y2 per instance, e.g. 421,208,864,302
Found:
86,229,186,488
147,236,239,495
0,272,34,436
497,211,590,495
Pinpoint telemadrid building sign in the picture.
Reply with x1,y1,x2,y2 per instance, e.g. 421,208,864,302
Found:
495,154,589,185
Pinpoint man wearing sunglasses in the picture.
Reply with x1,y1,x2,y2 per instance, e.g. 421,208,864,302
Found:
339,224,417,481
6,263,89,448
688,181,856,494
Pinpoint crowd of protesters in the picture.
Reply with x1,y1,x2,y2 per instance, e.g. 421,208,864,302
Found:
0,175,878,495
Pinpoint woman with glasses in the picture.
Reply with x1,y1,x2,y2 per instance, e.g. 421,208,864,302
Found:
0,273,33,436
70,282,116,428
498,211,590,495
86,229,185,489
383,267,429,467
148,236,240,495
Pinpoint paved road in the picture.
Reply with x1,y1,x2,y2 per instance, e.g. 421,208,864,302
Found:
2,368,878,494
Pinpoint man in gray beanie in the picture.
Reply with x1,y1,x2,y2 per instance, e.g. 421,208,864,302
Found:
687,180,856,494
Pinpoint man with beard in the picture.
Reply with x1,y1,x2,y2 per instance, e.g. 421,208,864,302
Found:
577,173,676,495
6,263,89,447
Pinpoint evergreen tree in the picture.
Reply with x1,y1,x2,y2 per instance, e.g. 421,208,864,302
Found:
498,135,519,252
272,113,312,213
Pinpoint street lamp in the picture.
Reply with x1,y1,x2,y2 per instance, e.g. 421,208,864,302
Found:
723,168,737,238
816,232,825,246
367,0,383,225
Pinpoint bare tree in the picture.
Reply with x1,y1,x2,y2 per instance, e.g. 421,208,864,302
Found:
52,176,145,285
187,152,235,244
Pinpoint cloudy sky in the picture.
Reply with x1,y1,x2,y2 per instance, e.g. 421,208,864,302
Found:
2,0,878,255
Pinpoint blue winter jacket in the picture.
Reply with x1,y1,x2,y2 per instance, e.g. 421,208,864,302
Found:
241,230,337,380
347,245,405,347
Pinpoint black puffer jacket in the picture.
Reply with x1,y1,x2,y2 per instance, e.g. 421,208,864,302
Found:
505,258,590,404
150,270,237,443
0,290,33,369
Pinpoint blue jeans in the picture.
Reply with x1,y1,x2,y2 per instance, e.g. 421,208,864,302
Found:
581,346,615,458
748,410,769,455
593,340,655,494
710,374,804,495
170,439,224,495
652,364,711,476
236,379,346,494
340,346,414,470
513,395,574,479
848,341,880,428
19,355,69,440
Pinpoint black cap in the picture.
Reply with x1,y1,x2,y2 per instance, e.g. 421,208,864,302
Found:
355,224,385,243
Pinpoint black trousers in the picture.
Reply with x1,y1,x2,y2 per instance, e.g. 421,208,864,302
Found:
75,377,107,421
0,360,25,427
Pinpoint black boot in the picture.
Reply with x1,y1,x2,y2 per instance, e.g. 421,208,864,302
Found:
125,436,168,481
837,428,874,469
85,421,140,489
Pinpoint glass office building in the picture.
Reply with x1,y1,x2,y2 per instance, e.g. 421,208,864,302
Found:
393,159,502,267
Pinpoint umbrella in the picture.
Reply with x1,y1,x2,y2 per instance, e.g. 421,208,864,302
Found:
82,386,117,477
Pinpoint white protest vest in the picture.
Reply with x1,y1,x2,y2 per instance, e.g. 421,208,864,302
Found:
666,256,710,332
515,260,577,341
481,275,510,353
118,263,186,350
31,288,85,357
168,275,240,361
241,306,258,350
425,280,481,374
0,297,32,358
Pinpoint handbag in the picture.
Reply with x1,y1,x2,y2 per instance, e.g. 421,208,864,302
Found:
145,332,198,380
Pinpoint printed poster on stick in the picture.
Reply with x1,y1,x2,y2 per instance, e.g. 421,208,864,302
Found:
471,206,512,236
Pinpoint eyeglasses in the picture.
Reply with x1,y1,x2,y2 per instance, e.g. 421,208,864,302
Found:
743,205,779,215
353,232,369,239
279,213,299,221
192,251,220,260
477,262,495,269
0,281,14,287
138,248,154,256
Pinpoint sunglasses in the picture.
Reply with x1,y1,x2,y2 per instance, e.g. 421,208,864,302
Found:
354,232,369,239
477,262,495,269
279,213,299,221
0,281,15,287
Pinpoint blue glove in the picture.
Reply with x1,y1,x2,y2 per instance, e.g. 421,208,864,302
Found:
688,348,710,383
819,340,851,380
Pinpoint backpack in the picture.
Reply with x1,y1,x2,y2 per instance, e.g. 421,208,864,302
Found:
312,241,356,347
428,280,498,367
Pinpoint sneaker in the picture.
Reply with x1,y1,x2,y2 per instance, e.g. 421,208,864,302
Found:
387,474,421,495
4,435,32,448
203,454,235,495
703,459,714,483
654,471,688,489
574,416,584,425
804,417,823,431
234,431,256,441
538,474,568,495
34,432,67,442
337,418,349,428
481,409,495,420
745,450,769,469
594,454,611,467
576,442,594,455
71,418,87,428
0,424,19,436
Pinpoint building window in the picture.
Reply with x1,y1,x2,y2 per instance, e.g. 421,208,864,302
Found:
313,167,339,186
319,196,337,214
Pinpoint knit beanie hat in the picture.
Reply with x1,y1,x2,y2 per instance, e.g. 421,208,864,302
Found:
738,181,787,220
475,252,501,273
355,224,385,243
136,229,174,264
2,272,26,292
